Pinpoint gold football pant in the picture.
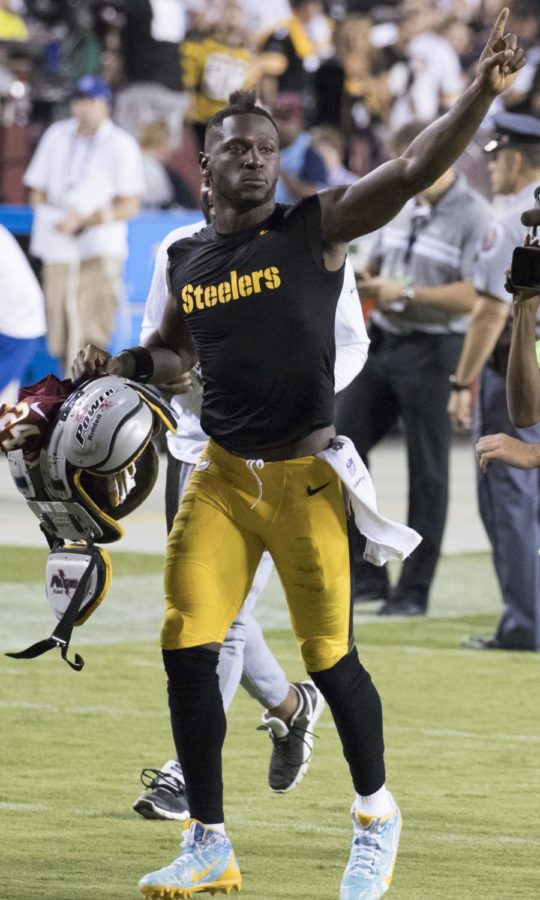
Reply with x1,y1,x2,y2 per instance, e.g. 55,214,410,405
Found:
162,439,352,672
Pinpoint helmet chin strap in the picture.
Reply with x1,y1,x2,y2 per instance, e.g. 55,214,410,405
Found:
5,551,98,671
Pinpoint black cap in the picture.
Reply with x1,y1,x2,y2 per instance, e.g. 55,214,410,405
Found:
484,112,540,154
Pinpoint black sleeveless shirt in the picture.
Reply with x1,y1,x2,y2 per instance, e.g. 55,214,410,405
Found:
167,194,344,455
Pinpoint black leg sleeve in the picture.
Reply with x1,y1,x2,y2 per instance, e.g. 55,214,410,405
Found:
310,647,385,796
163,646,226,823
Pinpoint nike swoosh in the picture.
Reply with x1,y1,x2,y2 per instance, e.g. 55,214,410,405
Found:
30,401,48,421
191,862,218,883
259,228,269,235
306,481,331,496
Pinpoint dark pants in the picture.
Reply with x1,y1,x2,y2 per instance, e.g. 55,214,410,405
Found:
335,324,463,609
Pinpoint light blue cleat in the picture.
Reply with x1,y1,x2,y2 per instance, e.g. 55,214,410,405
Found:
340,797,402,900
139,818,241,898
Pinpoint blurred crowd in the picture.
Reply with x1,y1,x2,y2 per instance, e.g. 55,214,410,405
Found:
1,0,539,206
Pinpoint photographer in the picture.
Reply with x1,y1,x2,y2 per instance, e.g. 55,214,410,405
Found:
507,221,540,427
448,111,540,652
477,222,540,470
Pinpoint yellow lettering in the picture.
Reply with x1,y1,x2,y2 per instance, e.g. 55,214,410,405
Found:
204,285,218,307
218,281,231,303
238,274,253,297
230,270,239,300
251,270,264,292
264,266,281,289
181,285,194,314
185,267,281,310
194,285,205,310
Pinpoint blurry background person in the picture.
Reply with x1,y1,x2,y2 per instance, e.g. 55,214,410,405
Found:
0,0,27,41
181,0,256,150
114,0,188,145
314,14,390,177
311,125,357,186
257,0,334,113
448,112,540,652
492,0,539,116
336,119,491,617
271,91,329,203
0,223,45,402
23,75,145,372
138,118,197,210
385,0,465,130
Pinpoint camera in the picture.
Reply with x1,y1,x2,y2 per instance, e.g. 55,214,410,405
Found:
510,245,540,291
508,186,540,292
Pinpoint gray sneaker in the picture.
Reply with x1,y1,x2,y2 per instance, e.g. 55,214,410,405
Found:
258,681,325,793
132,759,189,821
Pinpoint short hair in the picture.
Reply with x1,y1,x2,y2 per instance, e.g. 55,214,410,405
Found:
204,91,276,148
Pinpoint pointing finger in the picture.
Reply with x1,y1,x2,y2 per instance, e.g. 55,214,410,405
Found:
488,7,509,44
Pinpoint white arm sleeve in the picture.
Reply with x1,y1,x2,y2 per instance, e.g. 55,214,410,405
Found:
334,258,370,392
140,219,206,343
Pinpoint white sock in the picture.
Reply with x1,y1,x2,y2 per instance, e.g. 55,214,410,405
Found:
354,786,394,818
204,822,226,835
160,759,184,782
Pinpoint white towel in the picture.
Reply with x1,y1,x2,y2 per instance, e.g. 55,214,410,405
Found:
316,435,422,566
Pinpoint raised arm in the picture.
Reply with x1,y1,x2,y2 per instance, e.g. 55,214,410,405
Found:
318,8,525,248
507,292,540,427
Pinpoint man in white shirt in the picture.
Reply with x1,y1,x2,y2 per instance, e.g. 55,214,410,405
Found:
24,76,146,372
131,211,371,820
0,225,46,399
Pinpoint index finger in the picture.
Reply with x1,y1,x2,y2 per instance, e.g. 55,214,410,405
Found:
486,7,509,45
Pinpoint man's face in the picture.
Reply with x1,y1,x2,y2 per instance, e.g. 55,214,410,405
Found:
487,148,521,195
202,114,280,212
71,97,109,132
273,110,303,148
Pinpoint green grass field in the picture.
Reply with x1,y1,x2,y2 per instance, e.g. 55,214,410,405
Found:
1,547,539,900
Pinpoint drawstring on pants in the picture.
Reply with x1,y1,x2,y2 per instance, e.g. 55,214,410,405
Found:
245,458,265,509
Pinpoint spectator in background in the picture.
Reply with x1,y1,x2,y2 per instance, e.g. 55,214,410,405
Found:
24,75,145,372
448,112,540,652
257,0,334,114
138,119,197,210
336,119,491,616
271,91,329,203
181,0,256,150
237,0,292,42
311,125,357,186
0,223,45,400
0,0,27,41
387,0,464,130
314,14,389,176
114,0,188,145
496,0,540,116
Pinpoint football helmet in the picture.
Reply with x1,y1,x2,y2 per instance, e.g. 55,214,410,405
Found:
6,376,176,669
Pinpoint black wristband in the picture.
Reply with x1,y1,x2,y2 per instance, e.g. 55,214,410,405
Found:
449,375,470,392
119,346,154,383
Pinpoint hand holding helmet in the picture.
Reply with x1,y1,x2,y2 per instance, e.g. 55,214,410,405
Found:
71,343,133,383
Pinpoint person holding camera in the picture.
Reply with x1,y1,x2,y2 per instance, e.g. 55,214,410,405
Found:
476,218,540,469
448,111,540,652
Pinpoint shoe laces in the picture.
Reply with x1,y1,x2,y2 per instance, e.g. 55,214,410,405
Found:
348,822,385,880
256,721,318,769
140,767,185,797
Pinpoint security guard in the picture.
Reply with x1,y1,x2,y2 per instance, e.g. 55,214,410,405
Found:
449,111,540,651
336,118,492,617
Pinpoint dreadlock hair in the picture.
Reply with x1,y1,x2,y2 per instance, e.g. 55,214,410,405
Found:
204,91,276,148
